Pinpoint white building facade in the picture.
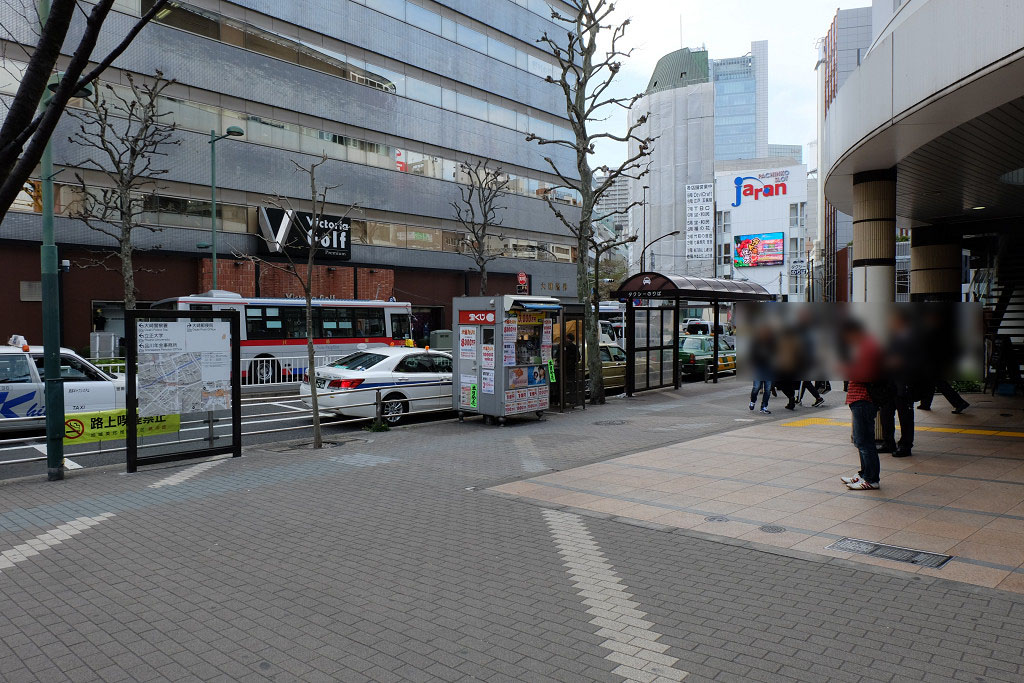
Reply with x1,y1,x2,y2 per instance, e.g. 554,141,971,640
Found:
714,164,808,298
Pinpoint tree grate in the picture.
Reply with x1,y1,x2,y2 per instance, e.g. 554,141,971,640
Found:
826,537,952,569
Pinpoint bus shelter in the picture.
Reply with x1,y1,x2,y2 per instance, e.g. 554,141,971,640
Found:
611,272,774,396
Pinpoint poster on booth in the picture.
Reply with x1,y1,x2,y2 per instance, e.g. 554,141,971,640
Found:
541,320,552,361
137,320,231,417
458,326,478,360
481,344,495,369
63,410,180,445
481,369,495,394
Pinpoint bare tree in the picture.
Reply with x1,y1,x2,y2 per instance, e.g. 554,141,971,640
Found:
243,154,352,449
451,160,510,295
527,0,653,403
0,0,171,221
66,71,178,310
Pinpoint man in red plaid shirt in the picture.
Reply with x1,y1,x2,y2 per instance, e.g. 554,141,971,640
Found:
838,319,884,491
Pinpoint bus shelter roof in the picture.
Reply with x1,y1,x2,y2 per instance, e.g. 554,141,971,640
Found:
612,272,774,303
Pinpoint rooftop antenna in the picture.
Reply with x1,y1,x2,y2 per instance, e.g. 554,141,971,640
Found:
679,16,683,50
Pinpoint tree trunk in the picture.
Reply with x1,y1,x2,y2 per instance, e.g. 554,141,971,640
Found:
120,204,136,311
588,251,604,404
478,262,488,295
306,291,322,449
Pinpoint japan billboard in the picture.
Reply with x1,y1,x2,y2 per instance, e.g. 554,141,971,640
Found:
734,232,784,268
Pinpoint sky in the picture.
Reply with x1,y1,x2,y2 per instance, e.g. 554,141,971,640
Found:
591,0,871,169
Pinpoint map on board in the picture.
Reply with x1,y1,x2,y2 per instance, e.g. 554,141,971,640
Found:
137,320,231,417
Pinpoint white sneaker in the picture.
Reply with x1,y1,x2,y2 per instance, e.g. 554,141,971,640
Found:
846,479,879,490
840,475,861,484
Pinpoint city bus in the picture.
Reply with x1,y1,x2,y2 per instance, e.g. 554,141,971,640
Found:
153,292,413,384
598,301,626,348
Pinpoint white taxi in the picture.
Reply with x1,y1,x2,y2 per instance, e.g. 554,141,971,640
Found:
299,347,453,425
0,335,126,431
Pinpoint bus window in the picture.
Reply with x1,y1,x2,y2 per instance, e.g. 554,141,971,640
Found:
354,309,385,337
281,307,307,339
189,304,212,311
246,306,285,339
390,313,411,340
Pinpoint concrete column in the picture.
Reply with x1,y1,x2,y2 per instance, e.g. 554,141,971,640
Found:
851,169,896,302
910,226,962,302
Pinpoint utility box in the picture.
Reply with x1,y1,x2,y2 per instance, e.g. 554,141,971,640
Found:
429,329,453,352
452,295,561,424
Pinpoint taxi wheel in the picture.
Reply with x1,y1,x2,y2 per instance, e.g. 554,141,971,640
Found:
382,393,408,425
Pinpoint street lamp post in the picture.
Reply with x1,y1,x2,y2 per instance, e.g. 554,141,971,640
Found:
639,230,679,273
641,185,648,271
208,126,244,290
36,0,92,480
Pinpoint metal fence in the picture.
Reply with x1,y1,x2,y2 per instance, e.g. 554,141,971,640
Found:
0,380,453,473
90,354,355,385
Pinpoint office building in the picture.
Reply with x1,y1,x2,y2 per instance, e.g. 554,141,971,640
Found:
627,41,804,277
1,0,582,348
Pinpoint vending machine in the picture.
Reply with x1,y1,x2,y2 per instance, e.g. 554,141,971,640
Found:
452,295,561,424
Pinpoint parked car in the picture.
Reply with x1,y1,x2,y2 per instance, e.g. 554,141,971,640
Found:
583,343,628,395
0,335,125,431
299,347,453,425
679,335,737,379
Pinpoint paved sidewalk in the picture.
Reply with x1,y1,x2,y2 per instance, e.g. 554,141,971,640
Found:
0,382,1021,682
492,392,1024,594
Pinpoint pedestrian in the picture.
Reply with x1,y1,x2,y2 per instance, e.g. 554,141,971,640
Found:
879,308,917,457
837,319,884,491
918,380,969,414
748,325,775,415
798,380,826,407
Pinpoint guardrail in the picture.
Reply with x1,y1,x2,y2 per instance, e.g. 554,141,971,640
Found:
89,354,358,385
0,380,454,471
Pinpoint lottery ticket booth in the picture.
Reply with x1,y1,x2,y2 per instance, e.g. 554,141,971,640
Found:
452,295,561,424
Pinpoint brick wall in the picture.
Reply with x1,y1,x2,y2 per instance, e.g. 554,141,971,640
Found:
197,259,257,296
199,259,395,300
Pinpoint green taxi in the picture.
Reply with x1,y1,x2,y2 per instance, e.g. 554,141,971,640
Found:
679,335,736,379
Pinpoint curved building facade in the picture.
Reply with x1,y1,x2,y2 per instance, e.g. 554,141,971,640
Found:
821,0,1024,331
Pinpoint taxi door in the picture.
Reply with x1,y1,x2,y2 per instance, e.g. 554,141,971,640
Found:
0,353,45,425
32,354,117,415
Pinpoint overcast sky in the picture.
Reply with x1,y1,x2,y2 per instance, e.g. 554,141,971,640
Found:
591,0,870,168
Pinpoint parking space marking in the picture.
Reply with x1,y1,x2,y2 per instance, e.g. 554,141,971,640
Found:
148,458,226,488
269,401,306,412
0,513,115,572
543,509,689,682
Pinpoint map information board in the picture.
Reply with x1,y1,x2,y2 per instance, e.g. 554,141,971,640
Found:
137,320,232,417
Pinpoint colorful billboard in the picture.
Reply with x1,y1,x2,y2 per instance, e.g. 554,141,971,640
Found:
734,232,784,267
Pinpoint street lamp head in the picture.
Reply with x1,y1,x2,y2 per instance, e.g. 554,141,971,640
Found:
667,230,681,237
47,72,93,99
225,126,245,137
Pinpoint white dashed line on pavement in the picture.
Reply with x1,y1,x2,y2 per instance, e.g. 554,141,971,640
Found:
0,513,116,572
543,509,689,682
63,458,83,470
515,437,549,473
269,401,306,412
147,458,226,488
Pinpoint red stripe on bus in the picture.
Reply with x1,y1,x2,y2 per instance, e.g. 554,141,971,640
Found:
239,338,396,346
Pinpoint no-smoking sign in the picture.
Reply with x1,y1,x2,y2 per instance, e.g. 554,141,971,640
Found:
65,418,85,440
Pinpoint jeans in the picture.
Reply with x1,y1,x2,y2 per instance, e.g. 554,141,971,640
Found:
750,380,772,408
850,400,880,484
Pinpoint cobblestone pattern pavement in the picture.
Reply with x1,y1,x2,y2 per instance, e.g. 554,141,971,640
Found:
0,381,1020,682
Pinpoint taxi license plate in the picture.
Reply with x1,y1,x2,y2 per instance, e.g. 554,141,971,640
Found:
316,378,327,388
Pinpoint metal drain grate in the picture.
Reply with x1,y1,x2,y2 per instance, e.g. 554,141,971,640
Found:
758,525,786,534
826,537,952,569
704,516,729,523
594,420,630,426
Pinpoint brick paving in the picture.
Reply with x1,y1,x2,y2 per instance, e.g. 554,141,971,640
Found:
0,381,1021,682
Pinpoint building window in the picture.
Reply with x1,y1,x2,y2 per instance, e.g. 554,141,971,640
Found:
789,202,806,231
718,243,732,266
715,210,731,235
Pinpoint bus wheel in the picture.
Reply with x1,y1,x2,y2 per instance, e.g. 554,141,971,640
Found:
382,393,408,425
249,357,280,385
